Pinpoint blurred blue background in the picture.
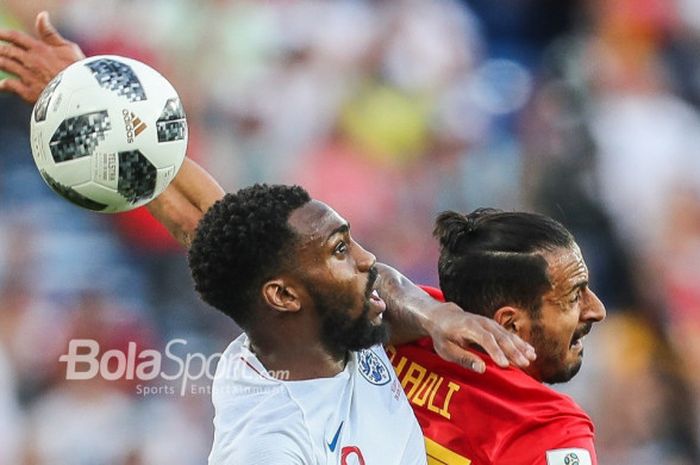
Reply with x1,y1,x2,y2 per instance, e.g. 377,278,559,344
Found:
1,0,700,464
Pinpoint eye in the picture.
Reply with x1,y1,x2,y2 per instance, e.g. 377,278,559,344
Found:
334,241,348,256
570,288,583,303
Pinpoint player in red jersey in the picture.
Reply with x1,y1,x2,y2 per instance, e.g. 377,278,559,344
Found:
386,209,606,465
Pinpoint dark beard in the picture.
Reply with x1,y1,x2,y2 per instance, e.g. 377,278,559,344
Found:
312,267,389,357
529,320,582,384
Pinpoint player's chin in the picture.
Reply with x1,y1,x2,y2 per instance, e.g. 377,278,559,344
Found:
564,357,584,380
566,345,585,369
357,318,390,348
544,359,583,384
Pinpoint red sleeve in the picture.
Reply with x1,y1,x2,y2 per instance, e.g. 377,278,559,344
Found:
418,285,445,302
498,416,597,465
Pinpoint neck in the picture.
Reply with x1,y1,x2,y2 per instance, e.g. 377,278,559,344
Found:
248,330,347,381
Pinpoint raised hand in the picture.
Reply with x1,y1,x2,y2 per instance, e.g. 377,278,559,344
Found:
0,11,85,104
425,302,536,373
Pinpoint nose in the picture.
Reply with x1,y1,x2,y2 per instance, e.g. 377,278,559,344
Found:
583,289,606,322
354,241,376,272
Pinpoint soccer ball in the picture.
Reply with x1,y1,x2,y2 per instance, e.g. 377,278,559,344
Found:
30,55,187,213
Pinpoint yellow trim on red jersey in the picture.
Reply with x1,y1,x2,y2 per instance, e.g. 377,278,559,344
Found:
425,437,471,465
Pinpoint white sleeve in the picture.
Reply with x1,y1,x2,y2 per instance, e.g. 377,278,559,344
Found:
231,443,306,464
210,431,309,465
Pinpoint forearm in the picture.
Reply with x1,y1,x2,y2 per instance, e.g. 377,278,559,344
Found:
376,263,436,345
146,157,225,248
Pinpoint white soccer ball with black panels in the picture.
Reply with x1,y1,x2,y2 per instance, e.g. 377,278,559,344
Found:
30,55,187,213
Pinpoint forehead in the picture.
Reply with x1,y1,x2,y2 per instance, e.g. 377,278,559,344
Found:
287,199,347,243
543,244,588,292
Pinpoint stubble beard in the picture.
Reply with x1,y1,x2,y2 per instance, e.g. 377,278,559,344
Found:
529,319,583,385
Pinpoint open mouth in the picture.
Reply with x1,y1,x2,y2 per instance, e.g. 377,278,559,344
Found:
369,289,387,317
570,324,592,351
364,268,386,320
570,335,585,351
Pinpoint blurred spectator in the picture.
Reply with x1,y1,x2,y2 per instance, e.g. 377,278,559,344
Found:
0,341,22,465
24,378,139,465
137,396,213,465
580,314,698,464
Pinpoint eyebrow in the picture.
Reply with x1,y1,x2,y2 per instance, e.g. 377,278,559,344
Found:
325,223,350,244
568,280,588,294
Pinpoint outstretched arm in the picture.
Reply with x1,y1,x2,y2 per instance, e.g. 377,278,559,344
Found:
377,263,536,373
0,11,224,248
146,158,225,248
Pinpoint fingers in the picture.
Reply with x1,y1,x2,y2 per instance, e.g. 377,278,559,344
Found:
0,45,34,87
0,78,34,103
0,55,25,77
0,44,26,65
490,330,532,368
510,327,537,361
475,321,536,368
473,331,510,368
0,29,37,50
440,344,486,373
429,304,537,373
36,11,66,47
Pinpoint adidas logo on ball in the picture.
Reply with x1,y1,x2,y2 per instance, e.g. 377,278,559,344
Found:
123,109,147,143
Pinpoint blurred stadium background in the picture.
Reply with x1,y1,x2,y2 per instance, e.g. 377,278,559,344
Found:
1,0,700,463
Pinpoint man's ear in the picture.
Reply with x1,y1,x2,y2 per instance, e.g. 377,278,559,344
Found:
262,279,302,313
493,306,526,334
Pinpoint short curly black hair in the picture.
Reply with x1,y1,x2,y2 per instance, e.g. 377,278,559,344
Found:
188,184,311,328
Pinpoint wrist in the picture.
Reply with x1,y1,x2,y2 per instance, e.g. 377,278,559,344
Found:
410,305,435,339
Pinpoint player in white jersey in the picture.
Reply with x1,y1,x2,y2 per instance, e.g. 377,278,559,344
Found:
210,335,425,464
0,14,537,464
188,184,429,465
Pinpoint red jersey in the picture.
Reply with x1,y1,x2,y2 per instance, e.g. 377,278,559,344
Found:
388,286,597,465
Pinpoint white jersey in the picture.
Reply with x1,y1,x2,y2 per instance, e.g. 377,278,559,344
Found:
208,333,426,465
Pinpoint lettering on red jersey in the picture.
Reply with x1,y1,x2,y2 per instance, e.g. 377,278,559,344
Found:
386,346,460,420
